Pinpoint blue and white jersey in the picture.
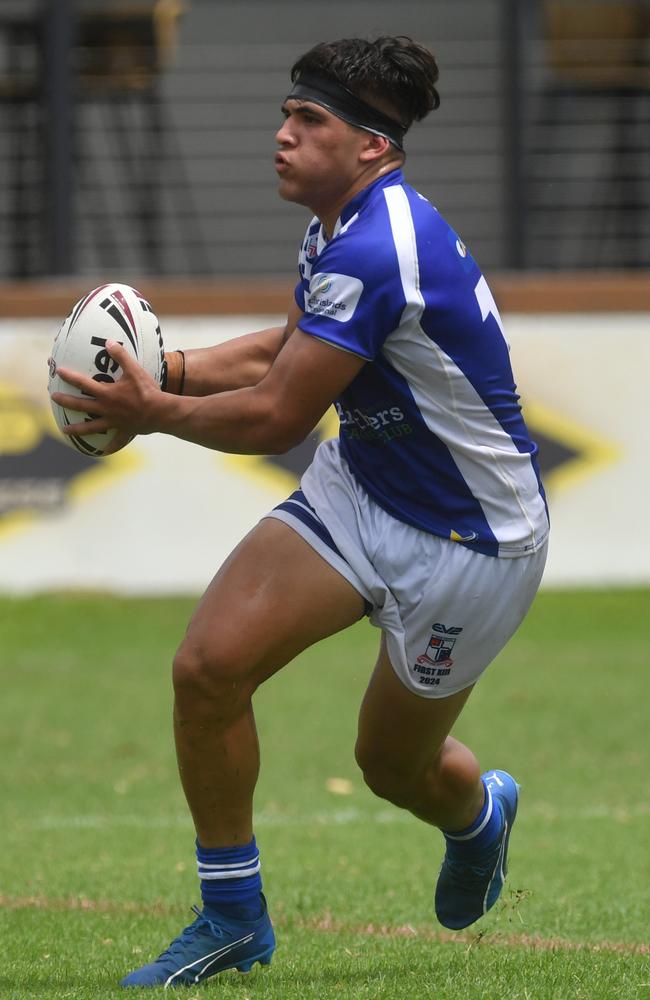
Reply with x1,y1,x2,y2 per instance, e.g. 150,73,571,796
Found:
294,169,549,558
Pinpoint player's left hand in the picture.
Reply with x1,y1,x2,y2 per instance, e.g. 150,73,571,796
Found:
50,340,161,441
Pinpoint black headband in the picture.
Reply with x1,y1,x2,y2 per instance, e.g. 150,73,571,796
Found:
286,72,407,151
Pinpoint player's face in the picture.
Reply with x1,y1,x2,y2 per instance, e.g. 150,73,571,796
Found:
275,99,371,220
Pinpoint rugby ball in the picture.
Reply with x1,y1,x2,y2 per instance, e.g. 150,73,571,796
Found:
48,283,165,456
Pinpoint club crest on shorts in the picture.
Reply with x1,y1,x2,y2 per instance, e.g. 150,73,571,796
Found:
414,623,463,686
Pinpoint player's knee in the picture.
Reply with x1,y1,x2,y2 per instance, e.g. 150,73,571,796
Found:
172,638,256,706
355,742,414,807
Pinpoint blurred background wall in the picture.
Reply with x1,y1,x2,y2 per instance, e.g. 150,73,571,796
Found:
0,0,648,592
1,0,649,279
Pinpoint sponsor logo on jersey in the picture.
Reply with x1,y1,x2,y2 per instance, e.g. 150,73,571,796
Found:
335,402,412,444
306,272,363,323
447,227,474,273
450,528,478,543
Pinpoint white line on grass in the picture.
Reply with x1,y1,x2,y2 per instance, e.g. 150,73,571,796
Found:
29,807,413,831
27,800,650,831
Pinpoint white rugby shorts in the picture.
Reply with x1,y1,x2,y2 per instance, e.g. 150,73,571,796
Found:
265,438,548,699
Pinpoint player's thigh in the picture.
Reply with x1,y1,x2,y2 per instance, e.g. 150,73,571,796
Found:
178,516,366,687
356,633,474,777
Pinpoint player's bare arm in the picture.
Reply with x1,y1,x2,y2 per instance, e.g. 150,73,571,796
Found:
165,298,302,396
52,326,365,455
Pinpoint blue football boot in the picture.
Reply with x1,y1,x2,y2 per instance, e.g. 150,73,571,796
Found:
435,770,520,930
120,897,275,988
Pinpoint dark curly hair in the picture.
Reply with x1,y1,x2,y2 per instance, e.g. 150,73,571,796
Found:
290,36,440,130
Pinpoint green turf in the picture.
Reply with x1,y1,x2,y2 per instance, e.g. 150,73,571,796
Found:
1,590,649,998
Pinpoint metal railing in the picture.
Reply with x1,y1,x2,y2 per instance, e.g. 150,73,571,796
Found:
0,0,648,279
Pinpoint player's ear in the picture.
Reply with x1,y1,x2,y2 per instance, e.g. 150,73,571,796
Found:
359,132,391,163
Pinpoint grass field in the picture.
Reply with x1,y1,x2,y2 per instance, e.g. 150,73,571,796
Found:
1,589,649,999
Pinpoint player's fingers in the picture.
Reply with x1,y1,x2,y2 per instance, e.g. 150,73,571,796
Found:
63,417,111,436
105,340,134,367
54,366,100,394
50,390,100,414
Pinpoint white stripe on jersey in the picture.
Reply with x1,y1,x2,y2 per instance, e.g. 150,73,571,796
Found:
381,185,548,555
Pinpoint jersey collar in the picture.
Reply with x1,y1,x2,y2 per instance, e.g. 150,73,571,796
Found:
331,168,404,238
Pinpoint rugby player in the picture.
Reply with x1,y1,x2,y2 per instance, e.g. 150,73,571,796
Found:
53,35,549,988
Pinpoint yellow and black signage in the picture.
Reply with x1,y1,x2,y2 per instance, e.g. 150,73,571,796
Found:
0,382,132,532
0,384,95,518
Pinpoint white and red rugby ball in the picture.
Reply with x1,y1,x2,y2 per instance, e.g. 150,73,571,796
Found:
48,282,165,456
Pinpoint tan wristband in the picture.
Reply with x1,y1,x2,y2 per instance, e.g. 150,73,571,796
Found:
163,350,185,394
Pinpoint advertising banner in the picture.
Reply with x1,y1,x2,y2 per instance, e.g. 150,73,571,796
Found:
0,313,646,592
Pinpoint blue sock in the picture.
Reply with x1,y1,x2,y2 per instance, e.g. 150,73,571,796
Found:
196,836,263,921
442,778,503,856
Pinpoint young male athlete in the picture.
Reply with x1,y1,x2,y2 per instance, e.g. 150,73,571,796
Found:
52,36,549,988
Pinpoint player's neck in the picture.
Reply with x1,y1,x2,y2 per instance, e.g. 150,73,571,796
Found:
317,158,403,239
